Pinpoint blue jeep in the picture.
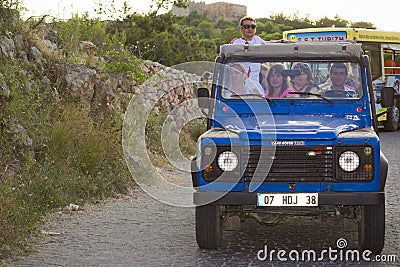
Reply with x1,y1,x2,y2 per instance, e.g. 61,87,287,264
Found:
192,42,394,254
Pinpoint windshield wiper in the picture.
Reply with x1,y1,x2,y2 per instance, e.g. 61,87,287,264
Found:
223,88,267,100
241,93,276,103
288,92,333,104
240,93,266,99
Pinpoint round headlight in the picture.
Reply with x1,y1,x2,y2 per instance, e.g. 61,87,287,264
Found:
217,151,238,171
338,151,360,172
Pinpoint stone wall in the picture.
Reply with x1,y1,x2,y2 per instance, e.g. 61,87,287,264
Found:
135,62,202,130
53,58,202,131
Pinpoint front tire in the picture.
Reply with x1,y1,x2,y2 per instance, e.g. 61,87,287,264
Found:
358,199,385,254
195,204,222,249
383,103,399,131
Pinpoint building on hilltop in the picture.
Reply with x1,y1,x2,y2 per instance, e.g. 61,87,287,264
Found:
171,1,206,17
171,1,246,22
205,2,246,22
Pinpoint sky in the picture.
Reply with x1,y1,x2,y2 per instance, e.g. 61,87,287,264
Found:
21,0,400,32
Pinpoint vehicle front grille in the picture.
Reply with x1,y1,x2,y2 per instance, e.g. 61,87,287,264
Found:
244,146,334,182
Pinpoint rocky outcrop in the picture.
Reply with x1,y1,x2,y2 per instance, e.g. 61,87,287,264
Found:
62,64,97,105
0,36,15,58
7,123,33,158
0,73,10,98
0,8,19,29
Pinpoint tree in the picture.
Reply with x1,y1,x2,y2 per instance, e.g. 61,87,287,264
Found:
104,1,379,66
94,0,132,21
197,21,218,39
183,11,207,27
315,15,349,28
0,0,22,9
150,0,189,14
123,11,208,65
350,21,376,29
222,27,238,44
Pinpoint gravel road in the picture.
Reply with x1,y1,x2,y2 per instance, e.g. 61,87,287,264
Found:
8,131,400,267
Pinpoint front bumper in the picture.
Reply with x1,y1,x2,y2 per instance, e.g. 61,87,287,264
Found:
193,191,384,206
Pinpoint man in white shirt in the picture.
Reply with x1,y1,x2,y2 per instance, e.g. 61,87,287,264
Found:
230,17,266,86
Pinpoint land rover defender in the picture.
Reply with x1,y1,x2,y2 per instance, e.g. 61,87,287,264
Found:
191,42,394,254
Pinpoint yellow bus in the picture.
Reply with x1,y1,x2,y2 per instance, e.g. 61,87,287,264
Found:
283,27,400,131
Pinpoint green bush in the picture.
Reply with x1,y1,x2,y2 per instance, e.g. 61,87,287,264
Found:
179,118,207,157
145,107,167,155
102,49,146,83
0,58,132,259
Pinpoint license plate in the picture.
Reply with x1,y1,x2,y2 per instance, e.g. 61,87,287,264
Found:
257,193,318,207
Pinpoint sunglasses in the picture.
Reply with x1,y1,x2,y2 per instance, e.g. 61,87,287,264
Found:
242,24,256,30
293,62,310,69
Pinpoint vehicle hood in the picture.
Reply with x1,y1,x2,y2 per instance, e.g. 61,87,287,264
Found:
220,114,364,140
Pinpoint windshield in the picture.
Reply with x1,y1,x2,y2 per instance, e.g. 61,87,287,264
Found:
220,60,362,100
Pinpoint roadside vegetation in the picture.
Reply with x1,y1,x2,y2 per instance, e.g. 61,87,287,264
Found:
0,2,136,259
0,0,375,260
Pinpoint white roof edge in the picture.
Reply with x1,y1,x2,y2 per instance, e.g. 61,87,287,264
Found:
220,43,363,59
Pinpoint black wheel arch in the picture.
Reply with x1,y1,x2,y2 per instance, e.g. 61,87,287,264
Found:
379,151,388,191
191,157,198,189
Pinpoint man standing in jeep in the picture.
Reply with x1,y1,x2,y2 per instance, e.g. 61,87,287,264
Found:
230,16,266,45
230,16,266,85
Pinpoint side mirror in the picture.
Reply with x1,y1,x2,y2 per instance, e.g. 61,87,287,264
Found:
381,86,395,108
197,87,210,109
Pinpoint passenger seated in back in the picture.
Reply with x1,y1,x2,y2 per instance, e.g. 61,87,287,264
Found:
225,63,264,98
320,62,360,95
265,63,294,98
321,63,357,98
288,62,320,95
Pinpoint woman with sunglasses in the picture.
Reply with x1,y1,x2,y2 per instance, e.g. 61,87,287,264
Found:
289,62,320,95
265,64,294,98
